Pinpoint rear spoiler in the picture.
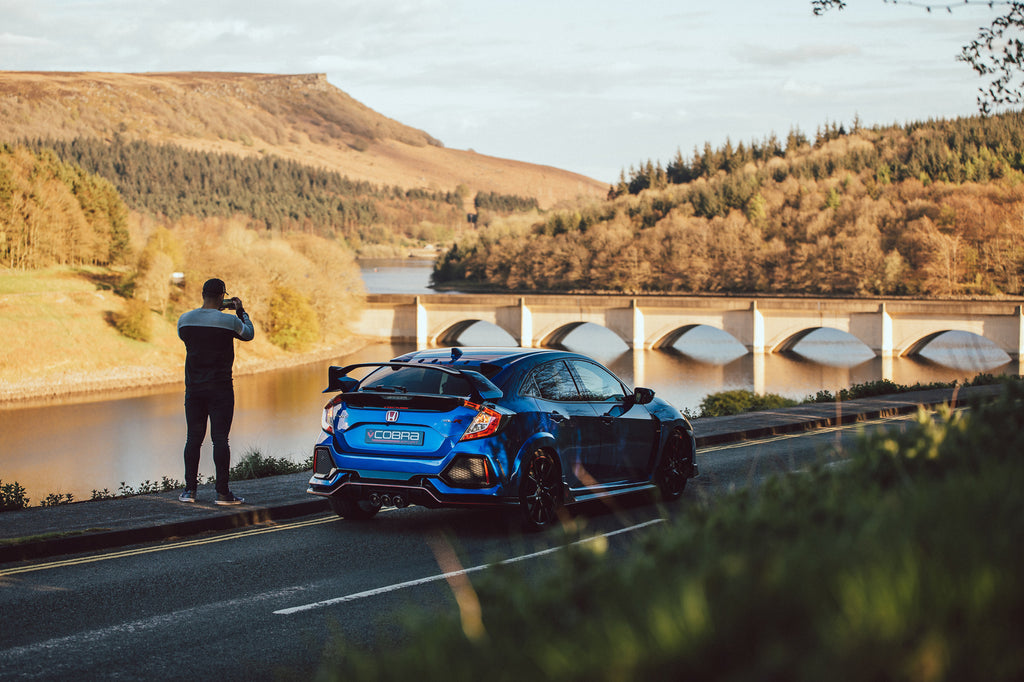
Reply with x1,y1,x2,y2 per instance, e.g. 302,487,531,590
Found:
323,362,503,402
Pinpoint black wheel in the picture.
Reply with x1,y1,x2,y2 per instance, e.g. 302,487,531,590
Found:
328,492,381,520
519,449,563,531
656,430,693,501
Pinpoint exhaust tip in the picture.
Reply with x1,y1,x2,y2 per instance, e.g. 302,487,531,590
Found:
393,494,407,508
369,493,381,506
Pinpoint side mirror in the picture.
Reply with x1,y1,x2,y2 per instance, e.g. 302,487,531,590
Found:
633,387,655,405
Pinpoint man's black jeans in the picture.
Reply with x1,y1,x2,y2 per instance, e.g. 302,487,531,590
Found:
183,386,235,495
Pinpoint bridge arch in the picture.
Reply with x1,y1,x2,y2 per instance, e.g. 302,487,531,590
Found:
432,319,517,347
769,326,874,354
894,327,1014,359
538,321,630,350
901,331,956,357
899,329,1011,368
651,324,746,353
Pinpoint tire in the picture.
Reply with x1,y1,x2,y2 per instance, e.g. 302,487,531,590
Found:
519,448,563,531
656,429,693,501
328,492,381,520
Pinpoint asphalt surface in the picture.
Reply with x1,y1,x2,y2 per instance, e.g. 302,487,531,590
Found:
0,384,1004,564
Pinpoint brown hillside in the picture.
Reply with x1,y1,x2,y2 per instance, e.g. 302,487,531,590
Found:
0,71,605,208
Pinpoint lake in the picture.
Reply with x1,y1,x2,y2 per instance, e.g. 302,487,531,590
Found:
0,258,1017,502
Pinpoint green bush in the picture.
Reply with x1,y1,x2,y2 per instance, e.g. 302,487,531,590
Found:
265,286,320,351
698,389,797,417
228,448,310,481
39,492,74,507
0,479,30,511
317,383,1024,681
809,374,1006,404
113,296,152,341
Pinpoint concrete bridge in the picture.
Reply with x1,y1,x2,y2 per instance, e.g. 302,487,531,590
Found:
354,294,1024,360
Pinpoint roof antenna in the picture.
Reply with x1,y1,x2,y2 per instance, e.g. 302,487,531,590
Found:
451,347,463,361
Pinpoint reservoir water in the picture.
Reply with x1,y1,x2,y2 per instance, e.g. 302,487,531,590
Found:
1,258,1018,502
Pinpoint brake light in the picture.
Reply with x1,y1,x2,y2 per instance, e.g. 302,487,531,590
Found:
459,401,503,441
321,395,345,434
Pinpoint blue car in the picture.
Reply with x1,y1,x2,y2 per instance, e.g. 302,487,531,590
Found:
307,347,697,529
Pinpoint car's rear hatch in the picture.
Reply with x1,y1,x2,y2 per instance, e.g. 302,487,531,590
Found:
330,393,483,458
323,361,505,459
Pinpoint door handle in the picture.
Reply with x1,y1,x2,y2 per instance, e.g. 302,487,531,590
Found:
600,416,614,425
549,411,568,423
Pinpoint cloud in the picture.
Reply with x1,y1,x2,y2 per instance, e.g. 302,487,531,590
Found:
737,43,862,67
782,78,826,97
0,32,51,49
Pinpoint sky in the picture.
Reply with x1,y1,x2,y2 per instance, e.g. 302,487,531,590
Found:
0,0,1004,183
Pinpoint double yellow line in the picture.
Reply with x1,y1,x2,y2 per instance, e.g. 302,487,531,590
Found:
0,515,338,577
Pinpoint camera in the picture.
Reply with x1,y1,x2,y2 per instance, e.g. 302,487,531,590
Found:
220,299,236,310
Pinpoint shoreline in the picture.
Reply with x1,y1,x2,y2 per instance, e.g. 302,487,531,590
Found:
0,336,374,409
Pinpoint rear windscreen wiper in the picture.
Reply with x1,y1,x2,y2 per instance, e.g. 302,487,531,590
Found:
360,385,408,394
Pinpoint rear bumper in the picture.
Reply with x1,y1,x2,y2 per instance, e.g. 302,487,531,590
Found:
307,471,516,509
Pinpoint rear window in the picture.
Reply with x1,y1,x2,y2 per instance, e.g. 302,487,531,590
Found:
360,366,473,397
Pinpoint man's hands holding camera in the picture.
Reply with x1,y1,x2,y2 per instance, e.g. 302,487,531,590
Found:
220,297,246,318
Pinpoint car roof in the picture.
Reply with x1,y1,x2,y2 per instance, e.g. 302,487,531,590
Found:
391,346,583,371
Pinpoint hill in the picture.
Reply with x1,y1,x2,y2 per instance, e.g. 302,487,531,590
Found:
0,71,605,208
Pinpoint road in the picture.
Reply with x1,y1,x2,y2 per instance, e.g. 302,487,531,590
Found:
0,415,907,681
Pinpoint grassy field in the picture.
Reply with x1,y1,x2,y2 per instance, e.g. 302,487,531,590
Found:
0,268,180,393
0,267,364,404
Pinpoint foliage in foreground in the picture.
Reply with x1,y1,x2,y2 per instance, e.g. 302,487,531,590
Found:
318,383,1024,681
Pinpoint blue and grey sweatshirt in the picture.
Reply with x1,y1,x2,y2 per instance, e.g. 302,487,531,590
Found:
177,308,255,391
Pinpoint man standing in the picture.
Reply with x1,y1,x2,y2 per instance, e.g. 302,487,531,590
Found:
176,278,255,504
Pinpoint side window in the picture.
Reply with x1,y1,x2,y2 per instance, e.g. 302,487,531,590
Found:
570,361,626,402
522,361,580,402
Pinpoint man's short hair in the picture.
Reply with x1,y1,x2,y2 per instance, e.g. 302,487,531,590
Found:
202,278,227,299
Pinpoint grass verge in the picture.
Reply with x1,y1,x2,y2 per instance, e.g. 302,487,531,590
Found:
694,373,1010,418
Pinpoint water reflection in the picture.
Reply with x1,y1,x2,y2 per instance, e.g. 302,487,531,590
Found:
665,324,747,364
916,331,1011,372
787,328,876,367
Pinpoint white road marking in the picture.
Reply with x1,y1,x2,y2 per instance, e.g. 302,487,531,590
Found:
273,518,664,616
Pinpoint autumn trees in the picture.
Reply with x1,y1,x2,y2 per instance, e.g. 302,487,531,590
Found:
0,145,130,269
434,113,1024,297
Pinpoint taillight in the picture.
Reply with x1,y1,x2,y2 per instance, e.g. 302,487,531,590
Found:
459,401,503,441
321,396,344,434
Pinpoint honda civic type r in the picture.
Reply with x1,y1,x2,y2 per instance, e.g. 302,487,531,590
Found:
307,347,697,529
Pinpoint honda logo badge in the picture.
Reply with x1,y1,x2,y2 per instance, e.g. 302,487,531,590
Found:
385,410,399,423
